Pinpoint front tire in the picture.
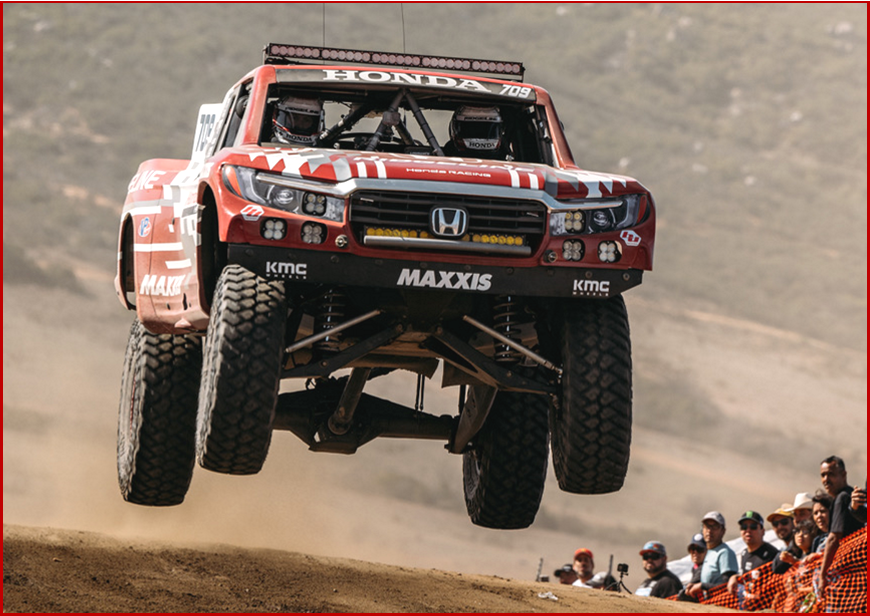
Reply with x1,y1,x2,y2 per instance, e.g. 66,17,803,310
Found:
117,320,202,506
549,296,632,494
196,265,286,475
462,389,549,529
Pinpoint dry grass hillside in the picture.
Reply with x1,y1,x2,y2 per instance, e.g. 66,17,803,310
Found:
3,3,866,609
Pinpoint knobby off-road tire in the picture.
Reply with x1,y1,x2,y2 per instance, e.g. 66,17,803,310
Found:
117,320,202,506
197,264,286,475
550,296,632,494
462,389,550,529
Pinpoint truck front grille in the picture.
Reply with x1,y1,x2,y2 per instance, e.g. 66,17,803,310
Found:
349,190,546,255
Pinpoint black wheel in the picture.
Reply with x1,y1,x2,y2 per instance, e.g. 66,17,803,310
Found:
117,320,202,506
548,296,632,494
462,388,550,529
197,264,286,474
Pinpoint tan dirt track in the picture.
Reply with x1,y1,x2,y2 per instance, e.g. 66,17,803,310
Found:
3,525,734,613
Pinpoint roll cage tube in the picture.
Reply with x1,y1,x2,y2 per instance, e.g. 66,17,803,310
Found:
316,89,445,155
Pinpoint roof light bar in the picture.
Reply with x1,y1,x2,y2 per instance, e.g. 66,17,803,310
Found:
263,43,525,81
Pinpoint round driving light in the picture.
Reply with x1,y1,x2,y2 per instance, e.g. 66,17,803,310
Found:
590,210,614,232
270,187,295,208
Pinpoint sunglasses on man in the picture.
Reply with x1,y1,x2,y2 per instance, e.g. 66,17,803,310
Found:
771,518,792,528
740,522,761,531
642,553,664,561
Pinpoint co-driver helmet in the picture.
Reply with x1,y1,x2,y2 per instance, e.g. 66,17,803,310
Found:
272,95,324,145
449,106,504,154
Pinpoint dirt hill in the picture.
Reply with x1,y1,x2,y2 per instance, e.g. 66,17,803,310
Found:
3,525,735,613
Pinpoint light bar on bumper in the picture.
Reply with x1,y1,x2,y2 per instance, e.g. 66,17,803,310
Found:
222,165,344,222
363,234,532,256
549,195,643,236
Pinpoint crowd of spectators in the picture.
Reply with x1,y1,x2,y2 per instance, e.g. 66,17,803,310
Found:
549,455,866,612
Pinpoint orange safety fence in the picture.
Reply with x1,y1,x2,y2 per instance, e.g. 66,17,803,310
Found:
694,527,866,613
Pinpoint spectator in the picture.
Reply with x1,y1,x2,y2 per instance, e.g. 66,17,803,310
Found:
675,534,706,602
588,571,618,591
686,533,707,582
811,490,833,553
727,510,778,595
684,511,738,600
785,492,814,524
779,520,820,612
850,481,866,524
767,505,796,546
571,548,596,589
553,564,578,585
818,456,864,595
793,518,819,554
768,506,798,575
634,541,683,599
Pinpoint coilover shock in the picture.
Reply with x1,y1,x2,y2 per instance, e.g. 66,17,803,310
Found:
314,288,347,352
492,295,523,364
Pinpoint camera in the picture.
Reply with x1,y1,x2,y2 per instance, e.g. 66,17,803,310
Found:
617,563,629,574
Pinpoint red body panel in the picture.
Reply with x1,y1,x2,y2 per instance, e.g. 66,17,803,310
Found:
116,63,656,334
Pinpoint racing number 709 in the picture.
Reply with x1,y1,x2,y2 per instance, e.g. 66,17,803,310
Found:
195,113,217,153
499,84,532,99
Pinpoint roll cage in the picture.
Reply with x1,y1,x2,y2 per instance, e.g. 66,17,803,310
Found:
258,83,553,164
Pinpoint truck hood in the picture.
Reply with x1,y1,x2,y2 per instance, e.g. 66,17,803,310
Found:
226,146,647,200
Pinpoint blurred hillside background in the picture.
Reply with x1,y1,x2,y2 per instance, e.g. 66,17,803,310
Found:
4,3,866,581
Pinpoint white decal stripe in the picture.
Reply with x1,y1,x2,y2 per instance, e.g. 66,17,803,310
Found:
134,242,184,253
508,169,520,188
130,205,162,215
165,259,192,270
528,173,539,190
374,160,387,179
356,161,368,178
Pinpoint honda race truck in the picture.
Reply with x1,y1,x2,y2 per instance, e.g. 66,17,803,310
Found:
115,44,656,529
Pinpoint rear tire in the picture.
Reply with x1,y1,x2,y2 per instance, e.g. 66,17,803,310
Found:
549,296,632,494
462,389,549,529
117,320,202,506
196,265,286,475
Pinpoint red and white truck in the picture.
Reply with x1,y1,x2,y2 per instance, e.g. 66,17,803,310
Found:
115,44,656,529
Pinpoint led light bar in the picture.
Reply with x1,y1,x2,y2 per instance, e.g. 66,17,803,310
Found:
264,43,525,80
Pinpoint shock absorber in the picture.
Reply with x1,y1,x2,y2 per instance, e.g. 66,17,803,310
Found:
314,288,347,352
492,295,522,364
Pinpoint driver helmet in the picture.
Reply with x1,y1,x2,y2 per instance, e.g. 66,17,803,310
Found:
449,105,504,154
272,95,324,145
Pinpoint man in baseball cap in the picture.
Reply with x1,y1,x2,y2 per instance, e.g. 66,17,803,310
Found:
553,564,578,585
676,534,707,601
571,548,595,588
685,511,738,600
767,505,796,545
635,541,683,599
727,510,778,596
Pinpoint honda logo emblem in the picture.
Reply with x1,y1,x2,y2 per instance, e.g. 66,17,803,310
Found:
430,207,468,238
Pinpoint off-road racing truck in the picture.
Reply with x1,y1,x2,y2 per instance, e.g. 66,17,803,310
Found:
115,44,656,529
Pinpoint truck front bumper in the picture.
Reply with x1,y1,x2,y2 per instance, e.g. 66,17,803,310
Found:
229,244,642,299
